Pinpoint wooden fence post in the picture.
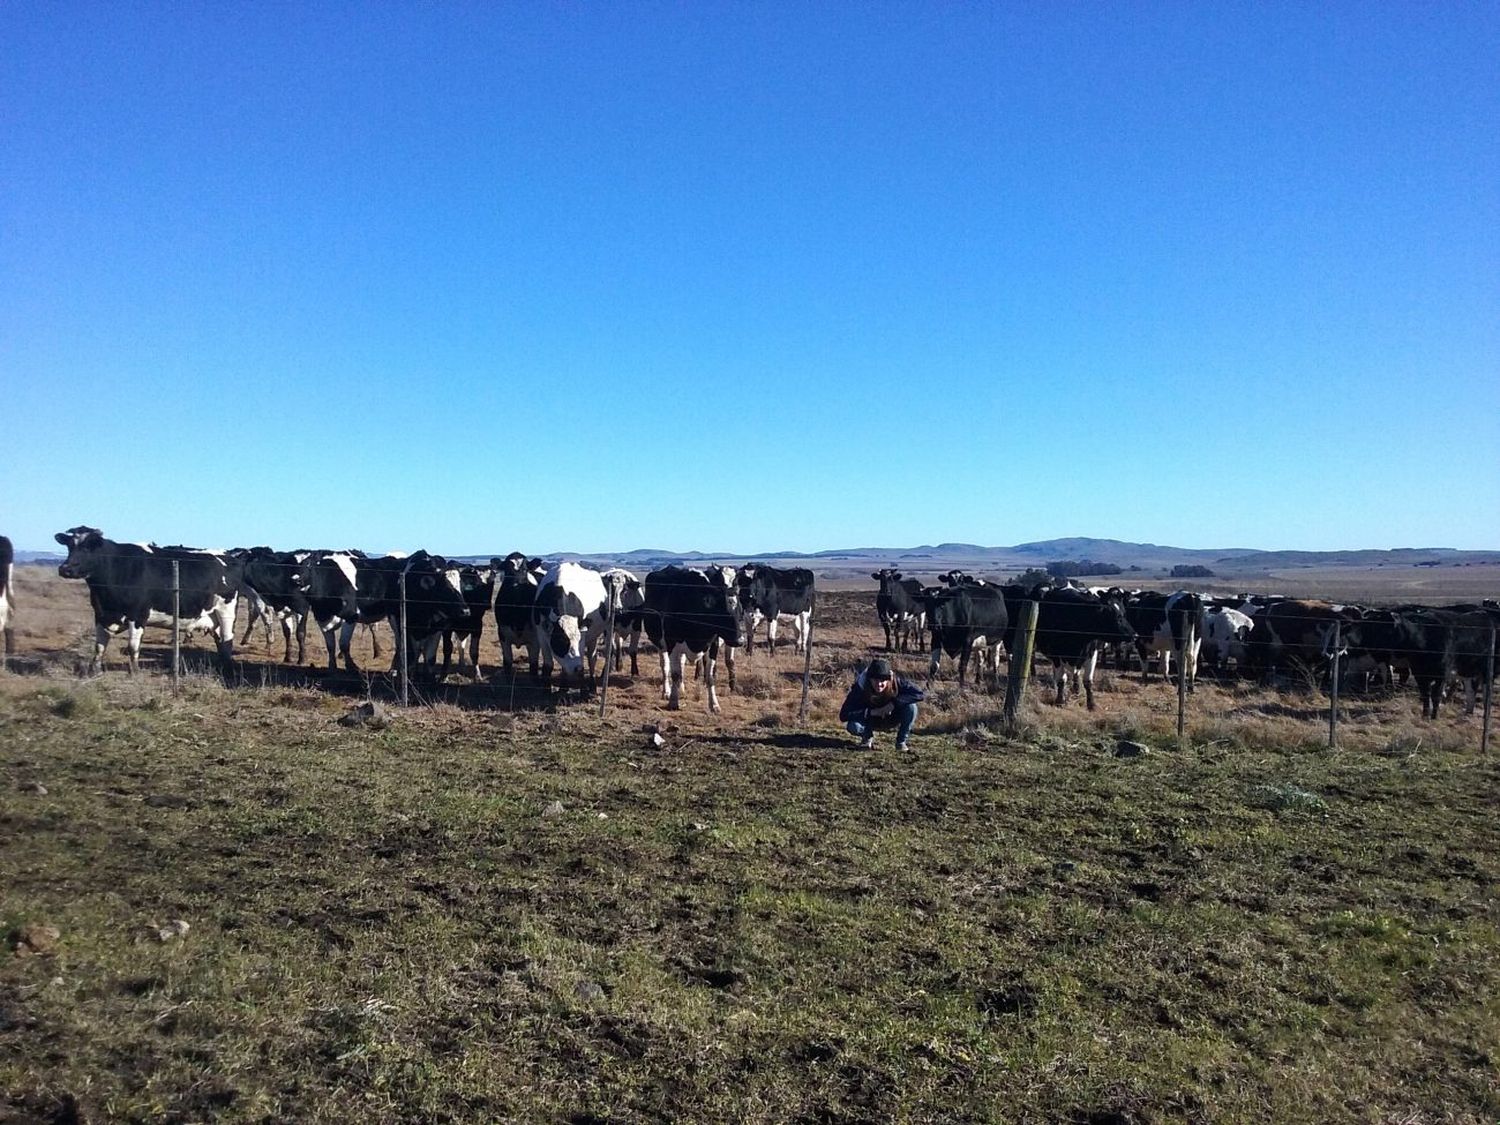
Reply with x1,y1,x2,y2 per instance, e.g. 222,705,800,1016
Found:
1177,611,1191,748
599,589,616,719
398,569,409,708
1003,600,1040,733
1327,620,1341,750
1482,622,1495,756
798,591,816,723
171,560,180,696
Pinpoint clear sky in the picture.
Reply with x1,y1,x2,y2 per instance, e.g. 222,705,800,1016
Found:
3,3,1496,556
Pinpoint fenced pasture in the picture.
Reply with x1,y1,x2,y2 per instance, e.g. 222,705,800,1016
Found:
3,565,1499,1122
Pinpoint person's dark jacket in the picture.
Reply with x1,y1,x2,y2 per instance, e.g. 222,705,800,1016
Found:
839,667,925,725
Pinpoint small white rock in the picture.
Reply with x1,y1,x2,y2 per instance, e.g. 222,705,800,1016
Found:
542,800,565,817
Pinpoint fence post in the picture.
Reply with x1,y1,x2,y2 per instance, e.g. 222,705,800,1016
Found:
798,591,816,722
1482,622,1495,756
599,588,616,719
1003,600,1040,733
398,570,409,708
1327,620,1341,750
1177,612,1191,748
171,560,181,696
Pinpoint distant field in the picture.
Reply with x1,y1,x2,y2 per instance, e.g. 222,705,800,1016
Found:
2,566,1498,1121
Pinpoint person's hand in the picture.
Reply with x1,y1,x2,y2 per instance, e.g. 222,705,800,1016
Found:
869,702,895,719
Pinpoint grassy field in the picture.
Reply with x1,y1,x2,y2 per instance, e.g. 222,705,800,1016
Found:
2,571,1498,1122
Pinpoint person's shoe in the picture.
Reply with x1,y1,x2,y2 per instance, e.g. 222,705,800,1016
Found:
857,735,874,749
895,741,910,752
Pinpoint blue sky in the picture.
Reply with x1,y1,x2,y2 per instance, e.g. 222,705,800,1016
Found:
3,3,1496,555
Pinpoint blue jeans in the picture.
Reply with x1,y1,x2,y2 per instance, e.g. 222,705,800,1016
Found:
846,701,918,745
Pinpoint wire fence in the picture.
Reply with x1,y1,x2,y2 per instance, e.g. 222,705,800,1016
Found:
11,550,1498,753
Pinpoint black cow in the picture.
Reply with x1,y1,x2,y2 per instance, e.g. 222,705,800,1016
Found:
491,553,547,675
737,565,815,656
873,568,926,653
1026,585,1137,709
234,547,312,664
642,565,743,712
924,582,1009,689
1348,606,1498,720
0,535,14,670
54,526,243,676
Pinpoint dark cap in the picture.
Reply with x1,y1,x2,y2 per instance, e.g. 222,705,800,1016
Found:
866,658,893,681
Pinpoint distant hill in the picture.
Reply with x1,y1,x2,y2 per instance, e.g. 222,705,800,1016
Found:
18,539,1500,577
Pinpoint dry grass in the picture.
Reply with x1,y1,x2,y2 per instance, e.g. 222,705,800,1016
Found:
2,566,1498,1122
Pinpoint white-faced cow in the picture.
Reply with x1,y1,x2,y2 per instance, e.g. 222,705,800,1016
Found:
873,568,926,653
55,526,242,676
642,565,743,712
0,535,14,670
532,562,608,691
1200,606,1254,676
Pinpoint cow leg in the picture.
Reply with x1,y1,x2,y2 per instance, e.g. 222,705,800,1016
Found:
1082,647,1100,711
1053,662,1067,706
339,621,359,673
882,618,895,652
89,624,111,676
927,637,941,686
628,624,641,676
704,642,722,713
659,649,672,701
767,617,778,656
126,623,145,675
668,648,685,710
956,643,970,692
213,602,237,673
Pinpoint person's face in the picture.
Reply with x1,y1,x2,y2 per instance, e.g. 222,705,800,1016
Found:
871,675,893,692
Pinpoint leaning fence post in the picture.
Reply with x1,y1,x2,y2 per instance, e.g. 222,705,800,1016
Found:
599,589,617,719
1327,620,1341,750
1003,600,1040,733
171,560,181,696
798,591,816,723
398,570,409,708
1482,622,1495,756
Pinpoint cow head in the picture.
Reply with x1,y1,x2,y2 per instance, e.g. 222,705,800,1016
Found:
55,526,106,579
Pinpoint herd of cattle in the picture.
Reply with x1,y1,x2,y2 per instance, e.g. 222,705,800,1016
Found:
876,568,1499,719
45,527,815,713
11,528,1495,723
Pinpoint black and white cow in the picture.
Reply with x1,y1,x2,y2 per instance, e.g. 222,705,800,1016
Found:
1025,585,1138,710
736,564,814,656
1246,600,1360,688
924,581,1009,689
873,568,926,653
1124,591,1205,691
531,562,608,691
642,565,743,712
54,526,242,676
234,547,312,664
1200,606,1254,676
0,535,14,670
600,568,647,674
491,553,547,676
291,550,468,676
437,563,495,680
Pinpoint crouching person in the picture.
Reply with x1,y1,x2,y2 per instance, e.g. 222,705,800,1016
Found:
840,657,924,751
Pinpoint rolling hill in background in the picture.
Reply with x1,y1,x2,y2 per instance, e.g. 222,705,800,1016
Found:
17,538,1500,579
